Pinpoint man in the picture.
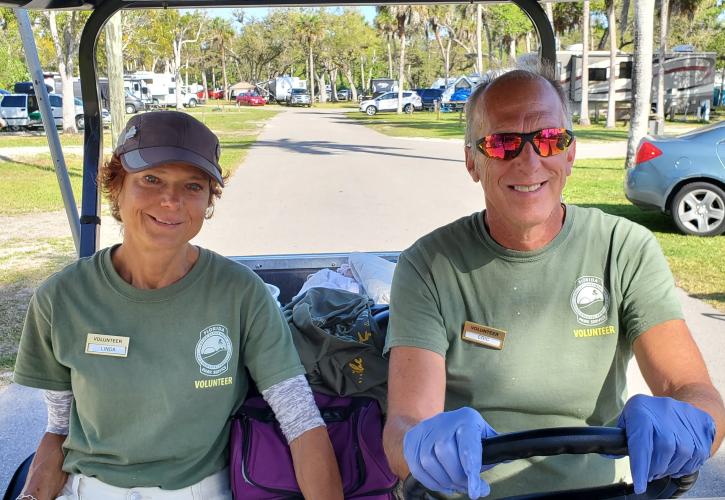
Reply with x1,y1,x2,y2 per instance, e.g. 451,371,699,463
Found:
382,68,724,499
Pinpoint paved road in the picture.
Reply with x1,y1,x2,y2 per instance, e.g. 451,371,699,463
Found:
2,107,724,496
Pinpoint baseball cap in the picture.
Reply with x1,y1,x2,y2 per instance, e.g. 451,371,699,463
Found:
114,110,224,186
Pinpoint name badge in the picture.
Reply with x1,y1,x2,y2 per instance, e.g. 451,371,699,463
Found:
85,333,130,358
461,321,506,350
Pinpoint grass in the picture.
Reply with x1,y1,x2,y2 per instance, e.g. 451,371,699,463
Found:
0,107,279,216
0,237,76,371
565,158,725,311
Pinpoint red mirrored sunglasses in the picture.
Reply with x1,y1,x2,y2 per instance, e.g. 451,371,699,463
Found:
475,128,574,160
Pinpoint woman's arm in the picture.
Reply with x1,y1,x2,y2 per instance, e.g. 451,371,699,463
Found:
20,432,68,500
262,375,343,499
290,426,343,499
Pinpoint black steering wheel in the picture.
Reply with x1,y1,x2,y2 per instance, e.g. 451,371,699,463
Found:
403,426,698,500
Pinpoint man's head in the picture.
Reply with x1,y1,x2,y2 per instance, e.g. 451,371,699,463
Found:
464,67,576,249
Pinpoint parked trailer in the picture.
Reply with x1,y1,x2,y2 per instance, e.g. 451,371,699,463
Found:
264,76,306,103
559,49,717,116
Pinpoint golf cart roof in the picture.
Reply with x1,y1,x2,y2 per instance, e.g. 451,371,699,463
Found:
4,0,555,258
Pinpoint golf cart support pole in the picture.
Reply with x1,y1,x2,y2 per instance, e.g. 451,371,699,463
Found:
74,0,556,257
15,8,81,255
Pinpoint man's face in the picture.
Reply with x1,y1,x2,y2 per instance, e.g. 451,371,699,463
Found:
465,78,575,242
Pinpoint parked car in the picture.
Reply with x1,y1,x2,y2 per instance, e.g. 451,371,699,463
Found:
0,93,110,130
236,92,266,106
286,88,311,107
359,91,422,116
415,88,444,111
337,89,350,101
197,88,225,100
124,89,145,114
625,121,725,236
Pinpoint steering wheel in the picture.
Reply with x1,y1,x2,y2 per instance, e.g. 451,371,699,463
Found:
402,426,698,500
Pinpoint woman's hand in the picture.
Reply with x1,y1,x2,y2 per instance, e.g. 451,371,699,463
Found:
21,432,68,500
290,426,344,500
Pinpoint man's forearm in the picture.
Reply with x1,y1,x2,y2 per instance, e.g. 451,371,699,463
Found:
383,414,416,480
22,432,68,500
667,382,725,455
290,426,343,499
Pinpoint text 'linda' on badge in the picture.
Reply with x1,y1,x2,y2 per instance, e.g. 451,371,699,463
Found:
85,333,130,358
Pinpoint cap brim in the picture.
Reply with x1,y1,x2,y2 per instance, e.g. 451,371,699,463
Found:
120,146,224,186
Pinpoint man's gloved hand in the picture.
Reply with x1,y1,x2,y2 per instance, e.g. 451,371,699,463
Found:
403,407,497,499
617,394,715,494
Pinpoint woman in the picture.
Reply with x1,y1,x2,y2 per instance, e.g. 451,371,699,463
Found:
13,111,343,500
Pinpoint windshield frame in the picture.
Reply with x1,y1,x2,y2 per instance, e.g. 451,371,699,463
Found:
65,0,555,257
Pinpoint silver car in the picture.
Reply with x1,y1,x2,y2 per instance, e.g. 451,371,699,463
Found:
625,121,725,236
359,91,422,116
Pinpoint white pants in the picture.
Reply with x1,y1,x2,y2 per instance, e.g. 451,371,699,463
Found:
55,467,232,500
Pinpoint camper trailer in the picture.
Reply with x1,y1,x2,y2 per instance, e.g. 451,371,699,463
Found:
264,76,306,103
559,48,716,116
124,72,198,108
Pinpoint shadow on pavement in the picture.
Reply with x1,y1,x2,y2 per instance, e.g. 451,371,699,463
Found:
252,138,462,163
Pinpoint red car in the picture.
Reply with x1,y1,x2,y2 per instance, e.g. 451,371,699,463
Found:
236,93,266,106
196,88,225,100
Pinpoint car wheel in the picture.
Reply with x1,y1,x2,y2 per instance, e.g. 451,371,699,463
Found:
188,99,197,108
366,106,377,116
671,182,725,236
125,103,136,114
403,104,413,114
75,115,84,130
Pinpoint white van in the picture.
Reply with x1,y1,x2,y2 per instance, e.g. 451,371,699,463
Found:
0,93,110,130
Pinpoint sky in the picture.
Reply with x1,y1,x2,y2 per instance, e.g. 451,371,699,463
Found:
198,6,377,25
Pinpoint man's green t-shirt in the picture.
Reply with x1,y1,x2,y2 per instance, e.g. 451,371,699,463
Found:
14,245,304,489
385,206,683,498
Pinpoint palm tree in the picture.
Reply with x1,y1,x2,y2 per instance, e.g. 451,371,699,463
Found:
296,11,324,105
374,9,396,79
605,0,618,129
655,0,669,131
580,0,591,126
378,5,426,113
625,0,656,169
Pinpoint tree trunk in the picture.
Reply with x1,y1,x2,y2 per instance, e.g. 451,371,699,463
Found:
625,0,655,169
655,0,669,132
387,39,393,79
316,72,327,103
309,45,315,104
606,0,618,129
173,41,183,110
619,0,631,47
345,68,358,100
47,12,78,134
222,38,229,101
509,38,516,62
202,70,208,101
397,30,406,113
104,12,124,147
476,4,483,75
579,0,591,126
330,68,338,100
360,57,365,94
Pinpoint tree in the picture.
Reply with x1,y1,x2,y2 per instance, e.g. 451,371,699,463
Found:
580,0,591,126
295,10,324,104
655,0,669,130
374,9,396,79
169,11,204,109
42,11,88,133
0,9,29,90
626,0,656,169
605,0,618,129
105,11,124,147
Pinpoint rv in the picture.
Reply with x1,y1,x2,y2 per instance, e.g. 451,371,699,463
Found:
558,48,716,116
263,76,306,103
124,72,198,108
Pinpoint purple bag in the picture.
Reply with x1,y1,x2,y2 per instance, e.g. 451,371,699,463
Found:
230,392,398,499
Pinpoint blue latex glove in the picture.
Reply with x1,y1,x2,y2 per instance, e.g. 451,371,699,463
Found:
617,394,715,494
403,407,498,499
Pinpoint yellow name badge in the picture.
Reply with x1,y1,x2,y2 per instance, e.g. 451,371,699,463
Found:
461,321,506,350
85,333,130,358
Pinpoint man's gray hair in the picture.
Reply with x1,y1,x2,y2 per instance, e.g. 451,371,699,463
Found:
465,62,572,154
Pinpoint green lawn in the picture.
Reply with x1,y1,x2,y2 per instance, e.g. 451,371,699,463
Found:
566,159,725,311
0,107,279,216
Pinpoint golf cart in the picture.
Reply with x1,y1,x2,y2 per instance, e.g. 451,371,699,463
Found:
0,0,704,497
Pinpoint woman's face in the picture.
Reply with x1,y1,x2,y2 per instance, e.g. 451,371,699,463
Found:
116,162,211,251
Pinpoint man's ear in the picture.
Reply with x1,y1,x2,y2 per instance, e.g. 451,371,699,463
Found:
465,146,480,182
564,139,576,177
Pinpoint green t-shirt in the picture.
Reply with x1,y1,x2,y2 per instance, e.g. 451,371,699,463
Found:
386,205,683,498
14,245,304,489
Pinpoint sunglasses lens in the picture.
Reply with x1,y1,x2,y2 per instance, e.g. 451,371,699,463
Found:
534,128,571,157
484,134,521,160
